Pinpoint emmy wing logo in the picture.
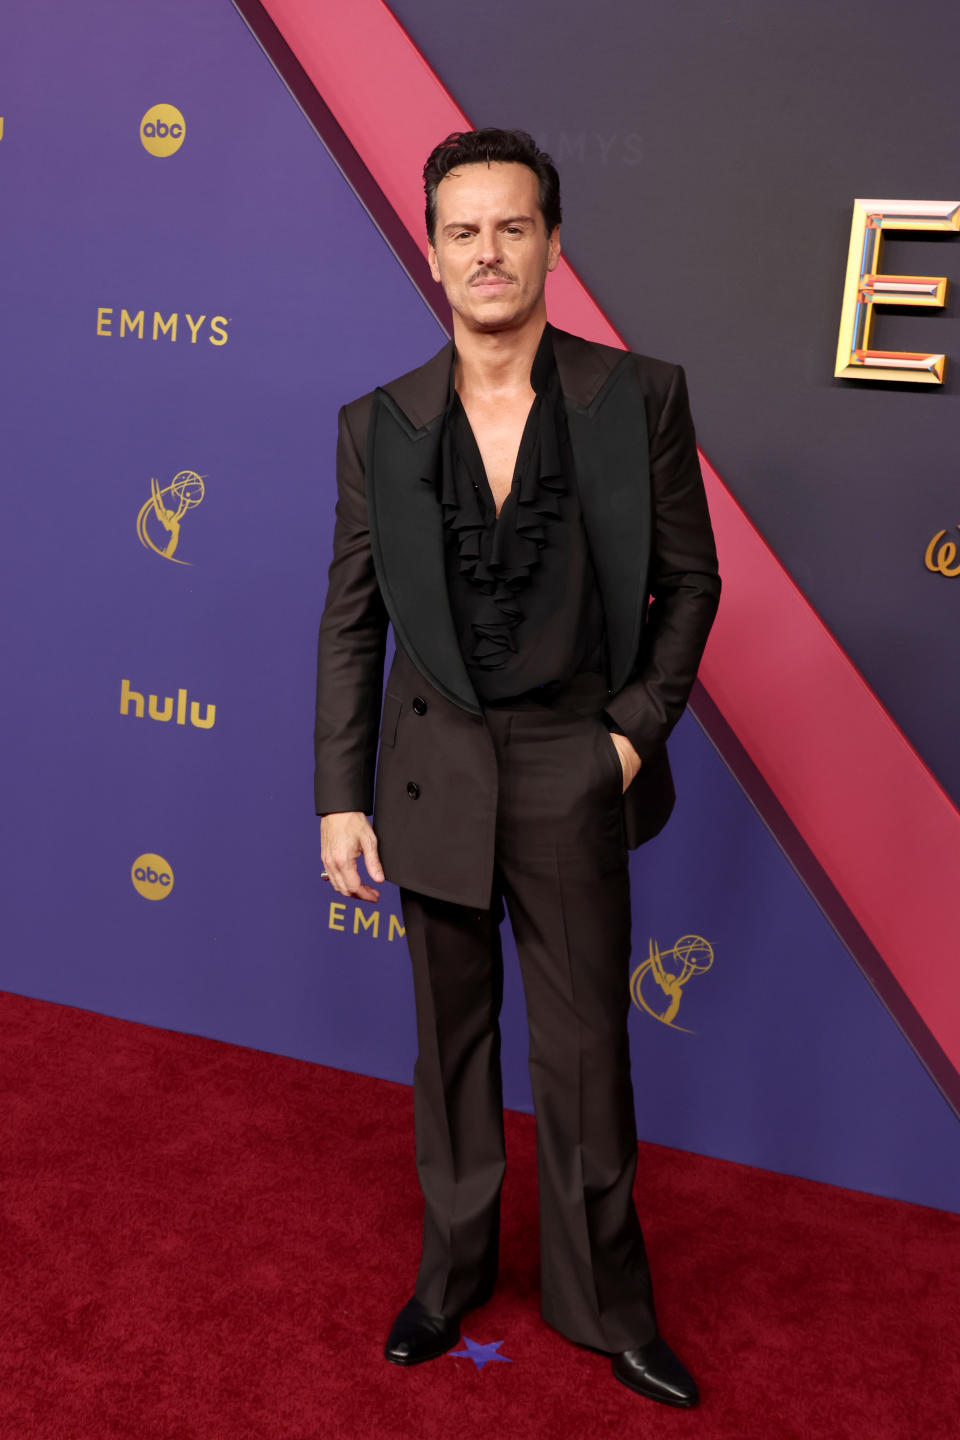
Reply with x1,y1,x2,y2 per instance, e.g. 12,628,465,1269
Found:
136,470,205,564
630,935,714,1034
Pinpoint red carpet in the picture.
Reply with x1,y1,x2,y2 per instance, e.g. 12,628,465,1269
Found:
0,989,957,1439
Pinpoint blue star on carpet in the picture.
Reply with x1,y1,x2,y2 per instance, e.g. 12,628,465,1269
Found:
447,1336,512,1371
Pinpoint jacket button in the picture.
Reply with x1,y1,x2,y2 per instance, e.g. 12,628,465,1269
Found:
406,780,420,799
412,696,428,715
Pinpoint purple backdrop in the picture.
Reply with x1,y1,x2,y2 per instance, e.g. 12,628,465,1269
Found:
1,0,958,1213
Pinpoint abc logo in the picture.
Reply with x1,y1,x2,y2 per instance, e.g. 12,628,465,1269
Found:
131,853,174,900
140,104,186,158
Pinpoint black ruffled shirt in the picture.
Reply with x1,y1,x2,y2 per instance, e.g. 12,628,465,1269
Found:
436,323,608,704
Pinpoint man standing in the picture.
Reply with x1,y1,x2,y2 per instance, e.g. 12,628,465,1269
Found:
315,128,720,1409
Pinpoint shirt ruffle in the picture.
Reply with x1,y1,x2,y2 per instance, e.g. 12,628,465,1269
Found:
429,347,569,672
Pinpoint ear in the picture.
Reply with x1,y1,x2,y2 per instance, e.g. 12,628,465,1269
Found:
427,242,441,283
547,226,562,272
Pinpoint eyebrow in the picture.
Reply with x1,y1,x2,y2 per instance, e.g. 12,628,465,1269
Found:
442,215,536,234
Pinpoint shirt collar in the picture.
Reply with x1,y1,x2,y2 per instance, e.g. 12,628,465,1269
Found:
445,322,557,411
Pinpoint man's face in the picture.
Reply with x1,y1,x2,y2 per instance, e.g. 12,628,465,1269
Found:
427,160,561,332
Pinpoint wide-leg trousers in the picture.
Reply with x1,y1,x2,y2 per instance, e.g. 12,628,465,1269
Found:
398,672,658,1353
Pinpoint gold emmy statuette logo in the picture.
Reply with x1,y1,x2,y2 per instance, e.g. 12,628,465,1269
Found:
137,470,205,564
630,935,714,1034
925,526,960,577
131,853,174,900
140,104,186,157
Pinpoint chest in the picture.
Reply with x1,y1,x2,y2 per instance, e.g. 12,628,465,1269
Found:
459,390,537,517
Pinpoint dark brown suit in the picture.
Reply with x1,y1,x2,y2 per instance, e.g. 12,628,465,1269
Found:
314,320,721,1350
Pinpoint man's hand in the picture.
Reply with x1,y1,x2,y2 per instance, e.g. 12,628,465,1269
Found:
320,811,385,902
609,732,643,794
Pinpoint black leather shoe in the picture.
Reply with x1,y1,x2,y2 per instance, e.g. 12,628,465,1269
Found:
612,1335,700,1408
384,1296,461,1366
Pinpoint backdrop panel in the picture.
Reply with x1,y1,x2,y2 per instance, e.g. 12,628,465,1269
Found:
1,0,957,1214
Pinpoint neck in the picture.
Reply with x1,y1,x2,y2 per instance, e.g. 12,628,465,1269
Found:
452,308,548,401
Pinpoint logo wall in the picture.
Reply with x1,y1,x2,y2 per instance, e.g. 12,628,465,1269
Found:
120,106,218,912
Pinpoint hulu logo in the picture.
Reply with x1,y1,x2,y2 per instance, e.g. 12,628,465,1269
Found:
120,678,215,730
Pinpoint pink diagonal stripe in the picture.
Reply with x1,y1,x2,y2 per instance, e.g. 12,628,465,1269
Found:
260,0,960,1074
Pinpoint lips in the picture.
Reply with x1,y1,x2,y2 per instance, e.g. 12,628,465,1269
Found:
472,278,512,289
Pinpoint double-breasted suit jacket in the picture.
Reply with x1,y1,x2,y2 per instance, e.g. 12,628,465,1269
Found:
314,321,721,910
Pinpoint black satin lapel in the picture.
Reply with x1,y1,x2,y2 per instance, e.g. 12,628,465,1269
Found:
564,354,651,693
366,387,481,714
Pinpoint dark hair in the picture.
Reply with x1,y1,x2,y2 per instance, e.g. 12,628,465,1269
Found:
423,127,562,248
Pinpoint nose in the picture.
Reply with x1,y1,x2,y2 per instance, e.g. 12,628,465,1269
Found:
473,227,505,268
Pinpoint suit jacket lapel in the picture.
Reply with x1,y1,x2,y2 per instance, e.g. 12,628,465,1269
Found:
366,342,482,713
366,322,650,713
